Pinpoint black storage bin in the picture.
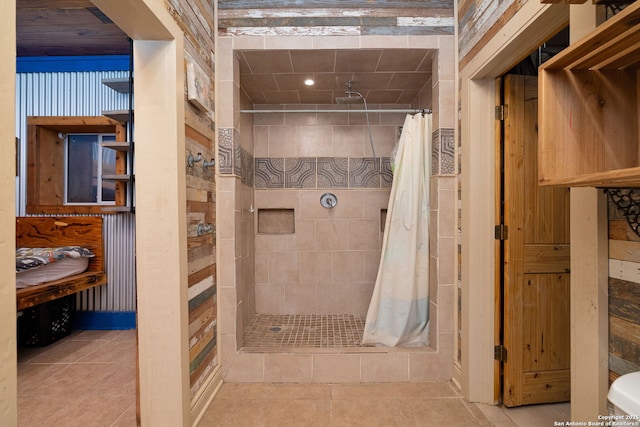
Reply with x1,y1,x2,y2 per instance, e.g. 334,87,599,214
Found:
18,295,74,347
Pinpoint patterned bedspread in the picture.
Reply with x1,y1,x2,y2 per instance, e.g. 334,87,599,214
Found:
16,246,95,273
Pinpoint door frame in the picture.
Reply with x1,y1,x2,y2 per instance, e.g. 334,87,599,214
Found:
0,0,194,424
459,0,569,404
461,1,609,417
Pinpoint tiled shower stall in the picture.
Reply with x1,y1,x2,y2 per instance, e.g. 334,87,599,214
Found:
216,35,456,383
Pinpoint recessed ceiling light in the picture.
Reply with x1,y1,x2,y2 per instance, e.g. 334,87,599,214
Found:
304,78,315,86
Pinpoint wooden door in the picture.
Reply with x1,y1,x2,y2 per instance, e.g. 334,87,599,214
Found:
498,74,571,407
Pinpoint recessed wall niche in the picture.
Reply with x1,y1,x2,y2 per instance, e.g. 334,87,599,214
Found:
257,208,295,234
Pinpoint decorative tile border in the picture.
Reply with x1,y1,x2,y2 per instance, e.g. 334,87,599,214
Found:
254,157,392,189
255,158,285,188
432,128,455,175
218,128,234,175
440,128,455,175
317,157,348,188
381,158,393,188
234,141,242,178
220,125,444,187
218,127,255,186
241,149,254,187
432,129,440,176
349,158,380,188
285,158,317,188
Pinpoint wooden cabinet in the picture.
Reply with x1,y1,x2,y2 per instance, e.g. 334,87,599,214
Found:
538,2,640,187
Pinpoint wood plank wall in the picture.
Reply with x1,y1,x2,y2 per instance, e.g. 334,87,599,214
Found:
167,0,217,400
218,0,454,36
608,198,640,384
457,0,524,70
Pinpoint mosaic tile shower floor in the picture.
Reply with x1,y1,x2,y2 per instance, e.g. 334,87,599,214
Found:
242,314,366,348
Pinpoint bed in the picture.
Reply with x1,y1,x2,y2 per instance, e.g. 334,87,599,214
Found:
16,216,107,312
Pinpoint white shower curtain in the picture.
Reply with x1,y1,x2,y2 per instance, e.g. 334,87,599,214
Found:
362,113,431,347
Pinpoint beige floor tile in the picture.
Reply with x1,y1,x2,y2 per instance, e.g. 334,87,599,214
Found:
17,362,70,395
44,395,134,427
78,340,136,364
330,398,406,427
262,399,331,427
18,330,136,426
113,329,137,341
218,383,330,400
501,402,571,427
330,381,459,399
18,330,574,426
109,403,138,427
395,397,483,426
26,339,110,364
200,398,270,426
463,401,497,426
16,345,51,364
70,329,129,341
18,395,73,427
94,363,137,397
23,362,119,397
475,403,519,426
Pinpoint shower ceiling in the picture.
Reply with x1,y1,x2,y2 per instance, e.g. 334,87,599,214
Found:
238,49,435,105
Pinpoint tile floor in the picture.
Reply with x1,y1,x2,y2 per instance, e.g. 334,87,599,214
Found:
243,314,366,348
17,330,572,427
17,329,137,427
200,382,572,427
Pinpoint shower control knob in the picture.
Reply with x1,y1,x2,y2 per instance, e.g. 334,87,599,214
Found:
320,193,337,209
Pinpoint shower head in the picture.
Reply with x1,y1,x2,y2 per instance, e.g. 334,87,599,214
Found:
335,80,365,104
335,92,364,104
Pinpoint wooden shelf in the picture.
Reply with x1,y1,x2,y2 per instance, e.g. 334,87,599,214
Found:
103,110,131,122
102,174,132,182
538,2,640,187
26,116,130,215
102,77,131,93
539,167,640,188
102,141,131,151
100,206,133,213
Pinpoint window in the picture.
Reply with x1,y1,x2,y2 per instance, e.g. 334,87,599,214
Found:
26,116,128,215
66,133,116,205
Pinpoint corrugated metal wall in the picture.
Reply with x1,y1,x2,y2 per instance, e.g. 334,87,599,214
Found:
15,71,136,312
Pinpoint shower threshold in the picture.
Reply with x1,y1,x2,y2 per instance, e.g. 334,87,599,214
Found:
242,314,366,350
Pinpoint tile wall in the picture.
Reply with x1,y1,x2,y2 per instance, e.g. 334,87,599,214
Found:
251,106,403,314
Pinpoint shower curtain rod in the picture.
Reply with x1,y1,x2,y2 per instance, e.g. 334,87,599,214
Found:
240,108,431,114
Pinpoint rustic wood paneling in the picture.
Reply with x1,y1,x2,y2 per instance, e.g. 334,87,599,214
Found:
458,0,524,69
608,202,640,381
610,239,640,263
219,0,452,8
609,219,639,241
168,0,217,402
218,0,454,36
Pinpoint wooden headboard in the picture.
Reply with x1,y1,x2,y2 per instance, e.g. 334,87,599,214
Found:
16,216,106,311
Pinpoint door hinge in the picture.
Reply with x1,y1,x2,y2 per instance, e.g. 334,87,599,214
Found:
495,104,507,121
495,224,508,240
494,345,507,362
